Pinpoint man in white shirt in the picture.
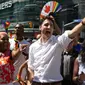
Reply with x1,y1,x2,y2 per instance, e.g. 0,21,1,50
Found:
9,24,30,84
28,15,85,85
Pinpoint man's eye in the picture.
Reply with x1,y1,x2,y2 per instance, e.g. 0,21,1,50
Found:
44,23,49,26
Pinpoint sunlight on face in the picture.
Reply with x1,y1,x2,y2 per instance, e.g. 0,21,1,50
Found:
40,19,54,38
0,34,9,51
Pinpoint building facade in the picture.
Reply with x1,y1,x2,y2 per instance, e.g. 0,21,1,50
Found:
0,0,85,38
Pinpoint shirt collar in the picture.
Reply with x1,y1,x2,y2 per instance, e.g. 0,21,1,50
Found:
38,35,54,45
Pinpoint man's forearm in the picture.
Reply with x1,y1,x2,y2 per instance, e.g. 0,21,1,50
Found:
54,21,61,35
68,18,85,39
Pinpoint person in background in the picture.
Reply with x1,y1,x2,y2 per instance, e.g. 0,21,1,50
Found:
0,32,15,85
28,15,85,85
17,59,34,85
73,40,85,85
9,24,30,84
27,38,33,44
61,35,80,85
9,24,30,58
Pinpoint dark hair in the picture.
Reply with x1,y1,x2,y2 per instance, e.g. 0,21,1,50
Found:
80,43,85,63
39,16,54,27
81,51,85,63
49,12,56,17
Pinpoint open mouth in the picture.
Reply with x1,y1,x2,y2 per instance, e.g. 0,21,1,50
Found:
45,30,51,34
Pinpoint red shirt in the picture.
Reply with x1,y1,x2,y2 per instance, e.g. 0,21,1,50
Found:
0,50,14,84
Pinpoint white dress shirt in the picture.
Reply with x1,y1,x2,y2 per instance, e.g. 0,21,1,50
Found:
28,31,72,83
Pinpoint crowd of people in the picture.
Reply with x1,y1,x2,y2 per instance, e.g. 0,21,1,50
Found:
0,13,85,85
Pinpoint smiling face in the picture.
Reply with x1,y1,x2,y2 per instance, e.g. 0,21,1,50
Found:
14,24,24,41
0,33,9,52
40,18,54,39
15,24,24,35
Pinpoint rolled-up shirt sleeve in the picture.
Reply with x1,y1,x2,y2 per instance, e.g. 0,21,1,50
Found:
58,30,73,49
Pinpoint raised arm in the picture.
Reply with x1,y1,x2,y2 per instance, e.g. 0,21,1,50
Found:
53,19,61,35
49,15,61,35
68,18,85,39
12,44,28,62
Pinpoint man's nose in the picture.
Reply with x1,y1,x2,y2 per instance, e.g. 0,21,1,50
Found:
47,25,51,29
